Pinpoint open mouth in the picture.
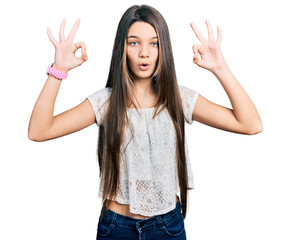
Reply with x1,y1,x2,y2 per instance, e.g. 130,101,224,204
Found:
139,64,150,71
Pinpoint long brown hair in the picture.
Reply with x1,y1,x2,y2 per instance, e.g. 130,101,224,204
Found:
98,4,190,220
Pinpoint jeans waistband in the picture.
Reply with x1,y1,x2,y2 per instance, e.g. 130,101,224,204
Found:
100,196,182,231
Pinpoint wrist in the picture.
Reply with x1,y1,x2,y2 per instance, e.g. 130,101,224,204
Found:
46,63,69,80
211,62,229,76
52,64,69,73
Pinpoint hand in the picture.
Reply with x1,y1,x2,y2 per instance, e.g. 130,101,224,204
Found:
47,19,88,73
190,19,227,73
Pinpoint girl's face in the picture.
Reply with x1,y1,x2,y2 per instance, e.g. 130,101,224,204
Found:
126,21,159,81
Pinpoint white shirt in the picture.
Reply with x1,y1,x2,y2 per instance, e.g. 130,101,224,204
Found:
87,85,199,216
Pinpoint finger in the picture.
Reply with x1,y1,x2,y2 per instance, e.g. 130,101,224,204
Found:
192,44,204,55
193,54,199,64
76,50,88,65
192,44,199,56
74,41,86,54
205,19,214,42
47,27,58,47
79,51,88,61
216,25,222,46
193,54,204,67
68,19,81,42
59,19,66,42
190,21,206,44
193,50,201,64
82,52,88,61
192,44,204,65
193,48,204,66
75,41,88,61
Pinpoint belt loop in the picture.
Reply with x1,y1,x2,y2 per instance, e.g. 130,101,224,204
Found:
155,215,163,228
110,211,117,230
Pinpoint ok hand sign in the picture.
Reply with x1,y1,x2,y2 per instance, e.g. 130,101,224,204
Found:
190,19,227,73
47,19,88,73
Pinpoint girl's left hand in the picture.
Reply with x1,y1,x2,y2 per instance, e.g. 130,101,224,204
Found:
190,19,227,73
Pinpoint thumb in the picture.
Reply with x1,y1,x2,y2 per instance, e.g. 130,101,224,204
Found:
74,41,88,65
193,52,204,67
192,44,205,67
76,52,88,66
193,45,203,67
74,41,86,54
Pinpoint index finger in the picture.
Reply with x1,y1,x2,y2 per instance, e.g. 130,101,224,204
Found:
205,19,214,42
190,21,206,44
67,19,81,42
47,27,58,47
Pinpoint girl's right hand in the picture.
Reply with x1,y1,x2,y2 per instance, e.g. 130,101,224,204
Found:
47,19,88,73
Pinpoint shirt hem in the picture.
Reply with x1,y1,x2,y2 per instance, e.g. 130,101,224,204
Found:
98,191,180,217
129,200,178,217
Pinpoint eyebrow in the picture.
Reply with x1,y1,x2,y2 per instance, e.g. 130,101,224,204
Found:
127,35,158,39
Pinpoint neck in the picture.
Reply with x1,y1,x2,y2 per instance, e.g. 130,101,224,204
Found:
132,77,154,96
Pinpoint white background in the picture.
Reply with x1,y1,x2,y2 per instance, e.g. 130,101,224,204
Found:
1,0,290,239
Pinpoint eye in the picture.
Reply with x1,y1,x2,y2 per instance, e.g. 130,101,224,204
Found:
129,41,138,46
152,42,158,46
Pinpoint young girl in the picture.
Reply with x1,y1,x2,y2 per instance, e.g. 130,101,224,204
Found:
28,4,263,240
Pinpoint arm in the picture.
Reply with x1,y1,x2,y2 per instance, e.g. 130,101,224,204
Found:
28,19,91,141
28,73,95,141
190,19,263,135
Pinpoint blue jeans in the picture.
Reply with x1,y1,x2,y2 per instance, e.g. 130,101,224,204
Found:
96,196,187,240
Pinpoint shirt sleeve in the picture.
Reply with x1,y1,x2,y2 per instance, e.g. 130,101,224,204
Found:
86,87,112,126
178,85,200,125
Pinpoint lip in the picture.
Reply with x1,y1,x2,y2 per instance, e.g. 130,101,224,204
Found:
139,63,150,71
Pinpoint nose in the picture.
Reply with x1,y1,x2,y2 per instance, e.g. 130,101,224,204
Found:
139,44,149,58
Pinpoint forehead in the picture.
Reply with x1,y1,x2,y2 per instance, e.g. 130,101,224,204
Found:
127,21,157,38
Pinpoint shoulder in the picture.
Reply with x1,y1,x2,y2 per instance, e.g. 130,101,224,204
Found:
87,87,112,100
87,87,112,103
86,87,112,126
86,87,112,111
178,84,199,103
178,84,200,125
178,84,198,95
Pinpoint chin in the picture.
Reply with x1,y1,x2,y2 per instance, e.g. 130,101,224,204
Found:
135,71,155,80
137,74,153,79
129,67,155,80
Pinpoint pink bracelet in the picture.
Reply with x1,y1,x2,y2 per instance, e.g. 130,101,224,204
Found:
46,63,68,80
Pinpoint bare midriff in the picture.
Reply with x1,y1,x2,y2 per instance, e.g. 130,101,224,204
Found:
104,195,178,219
